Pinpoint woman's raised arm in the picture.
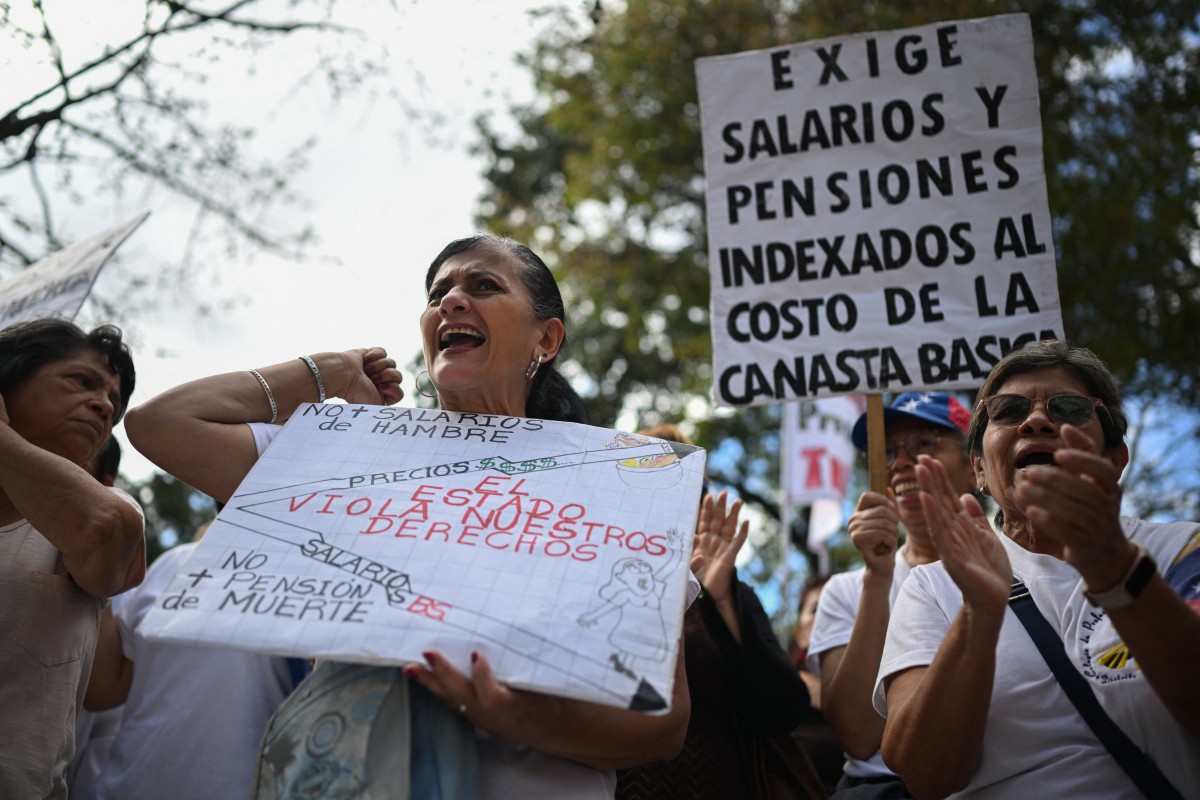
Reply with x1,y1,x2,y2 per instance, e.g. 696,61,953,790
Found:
125,348,402,502
1023,426,1200,736
881,457,1010,799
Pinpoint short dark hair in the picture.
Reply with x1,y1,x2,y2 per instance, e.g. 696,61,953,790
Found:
966,340,1126,456
425,234,588,424
91,435,122,485
0,318,136,421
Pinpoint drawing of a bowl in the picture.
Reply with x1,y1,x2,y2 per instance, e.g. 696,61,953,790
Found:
615,453,683,489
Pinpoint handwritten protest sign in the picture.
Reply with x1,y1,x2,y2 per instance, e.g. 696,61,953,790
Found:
696,14,1063,407
140,405,705,711
782,396,862,506
0,213,148,328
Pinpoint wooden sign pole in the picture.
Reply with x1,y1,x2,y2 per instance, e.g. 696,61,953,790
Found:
865,394,892,556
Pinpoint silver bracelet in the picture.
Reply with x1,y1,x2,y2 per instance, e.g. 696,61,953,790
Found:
248,368,278,423
298,355,326,403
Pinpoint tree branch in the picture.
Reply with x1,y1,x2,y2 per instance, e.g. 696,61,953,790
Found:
0,227,36,266
62,118,303,257
31,0,69,98
26,158,60,252
1,0,347,140
0,49,151,143
165,0,354,35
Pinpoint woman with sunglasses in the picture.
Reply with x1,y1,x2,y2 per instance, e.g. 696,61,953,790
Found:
876,341,1200,798
807,391,973,798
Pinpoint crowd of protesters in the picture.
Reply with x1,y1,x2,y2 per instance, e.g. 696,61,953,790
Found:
3,234,1198,800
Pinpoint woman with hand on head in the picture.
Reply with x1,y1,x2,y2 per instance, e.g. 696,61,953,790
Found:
806,392,973,798
616,466,822,800
124,234,689,799
877,341,1200,799
0,318,143,800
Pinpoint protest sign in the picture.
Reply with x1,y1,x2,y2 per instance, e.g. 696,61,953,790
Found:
0,212,148,328
140,405,706,712
696,14,1063,408
782,396,862,506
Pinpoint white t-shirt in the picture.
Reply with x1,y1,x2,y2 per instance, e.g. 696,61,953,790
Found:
83,543,301,800
805,547,913,778
874,518,1200,799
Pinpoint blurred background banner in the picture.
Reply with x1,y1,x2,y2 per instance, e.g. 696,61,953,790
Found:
0,212,147,328
782,396,862,507
782,396,862,573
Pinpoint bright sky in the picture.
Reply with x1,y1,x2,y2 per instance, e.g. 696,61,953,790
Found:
3,1,562,480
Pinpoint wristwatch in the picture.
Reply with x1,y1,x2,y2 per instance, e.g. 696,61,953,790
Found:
1084,543,1157,611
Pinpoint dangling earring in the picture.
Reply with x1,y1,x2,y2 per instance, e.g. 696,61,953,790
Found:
524,353,544,380
415,371,439,399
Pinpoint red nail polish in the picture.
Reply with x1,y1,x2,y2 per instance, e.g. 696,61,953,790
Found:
403,666,420,679
422,651,435,664
471,651,479,664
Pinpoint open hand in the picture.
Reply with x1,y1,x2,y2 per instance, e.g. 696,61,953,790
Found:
690,490,749,605
1019,425,1133,590
917,455,1010,612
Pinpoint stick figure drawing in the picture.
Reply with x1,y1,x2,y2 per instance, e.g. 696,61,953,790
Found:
577,528,685,679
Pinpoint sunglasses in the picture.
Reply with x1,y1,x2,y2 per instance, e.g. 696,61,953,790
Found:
884,431,943,469
981,393,1105,427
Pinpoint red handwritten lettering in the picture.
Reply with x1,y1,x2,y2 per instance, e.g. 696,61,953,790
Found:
410,484,441,502
425,521,451,542
394,518,421,538
406,595,450,621
289,492,318,512
544,540,571,557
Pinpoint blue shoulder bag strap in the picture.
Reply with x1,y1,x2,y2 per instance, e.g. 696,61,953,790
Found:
285,657,312,691
1008,579,1184,800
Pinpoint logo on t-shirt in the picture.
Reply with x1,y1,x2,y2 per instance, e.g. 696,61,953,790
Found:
1077,532,1200,683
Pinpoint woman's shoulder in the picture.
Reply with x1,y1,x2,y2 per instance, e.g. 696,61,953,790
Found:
823,565,866,594
1122,517,1200,565
898,560,959,604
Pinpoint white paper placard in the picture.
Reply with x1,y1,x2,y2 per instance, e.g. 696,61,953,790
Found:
696,14,1063,407
140,405,706,711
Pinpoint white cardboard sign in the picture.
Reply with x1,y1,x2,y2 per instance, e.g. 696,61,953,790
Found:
0,213,148,328
141,405,706,712
696,14,1063,407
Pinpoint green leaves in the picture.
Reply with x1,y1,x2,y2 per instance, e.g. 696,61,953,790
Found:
477,0,1200,543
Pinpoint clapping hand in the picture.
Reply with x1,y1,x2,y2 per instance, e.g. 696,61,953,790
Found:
1019,425,1134,591
690,490,750,607
916,455,1011,612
